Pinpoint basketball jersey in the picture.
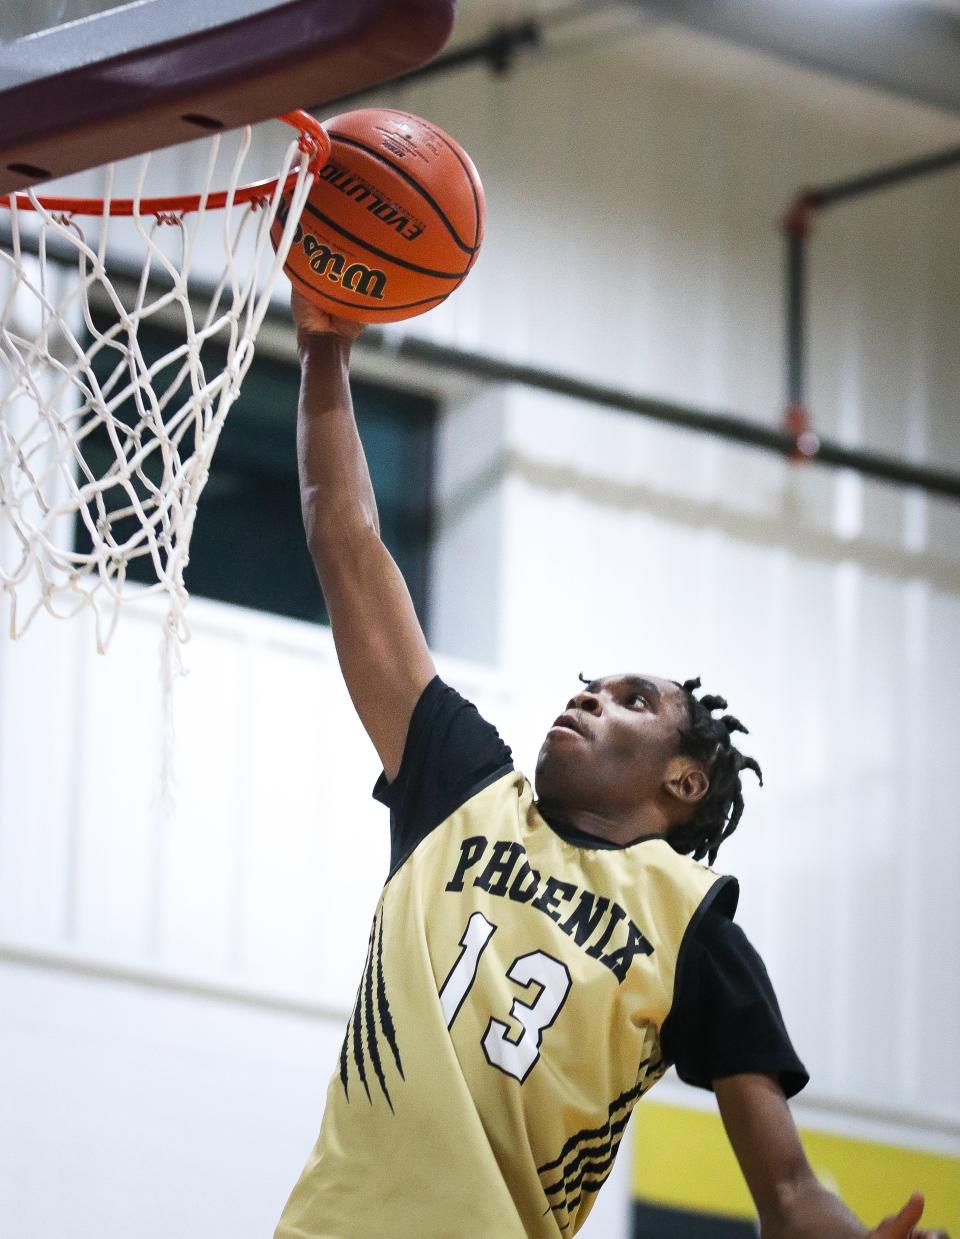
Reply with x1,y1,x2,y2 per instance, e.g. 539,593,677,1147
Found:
276,764,736,1238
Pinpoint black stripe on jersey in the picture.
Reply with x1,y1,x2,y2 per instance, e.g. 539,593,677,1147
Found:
538,1057,666,1225
340,906,404,1108
545,1136,627,1227
338,1025,351,1101
339,956,370,1101
554,1131,627,1204
352,924,376,1103
375,909,404,1079
365,913,393,1112
536,1071,650,1176
564,1164,621,1217
541,1113,631,1197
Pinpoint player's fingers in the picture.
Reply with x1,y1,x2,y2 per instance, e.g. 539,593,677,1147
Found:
291,290,365,340
291,290,334,334
872,1196,921,1237
327,315,366,340
871,1193,926,1237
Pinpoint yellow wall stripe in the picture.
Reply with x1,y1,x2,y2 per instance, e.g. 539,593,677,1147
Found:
632,1101,960,1234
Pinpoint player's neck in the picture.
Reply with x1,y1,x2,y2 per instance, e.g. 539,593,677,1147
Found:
538,801,671,847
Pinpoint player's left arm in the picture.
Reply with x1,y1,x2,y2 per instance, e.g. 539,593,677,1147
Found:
715,1073,949,1239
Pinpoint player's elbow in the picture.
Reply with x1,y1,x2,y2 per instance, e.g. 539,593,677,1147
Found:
301,487,381,568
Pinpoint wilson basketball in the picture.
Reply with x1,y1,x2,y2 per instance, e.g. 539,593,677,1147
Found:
272,108,484,324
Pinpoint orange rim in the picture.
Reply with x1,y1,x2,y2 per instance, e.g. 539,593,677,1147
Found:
0,109,329,218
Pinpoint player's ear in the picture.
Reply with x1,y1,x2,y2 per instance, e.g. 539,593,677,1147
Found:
663,757,709,807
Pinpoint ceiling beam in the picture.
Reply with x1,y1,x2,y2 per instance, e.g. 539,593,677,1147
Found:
634,0,960,117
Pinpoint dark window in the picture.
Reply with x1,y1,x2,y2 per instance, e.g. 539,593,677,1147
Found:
75,311,435,628
633,1202,757,1238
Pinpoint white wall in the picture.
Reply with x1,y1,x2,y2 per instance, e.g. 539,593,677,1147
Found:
0,600,522,1237
403,23,960,1126
0,955,344,1239
2,15,960,1239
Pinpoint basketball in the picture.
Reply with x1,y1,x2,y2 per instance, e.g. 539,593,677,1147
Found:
272,108,485,324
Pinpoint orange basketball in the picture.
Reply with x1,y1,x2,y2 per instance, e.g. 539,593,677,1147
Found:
272,108,484,324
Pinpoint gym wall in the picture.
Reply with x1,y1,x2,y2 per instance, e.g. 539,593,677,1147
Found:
1,18,958,1239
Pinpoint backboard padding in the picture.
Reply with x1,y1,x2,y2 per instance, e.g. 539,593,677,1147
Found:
0,0,455,193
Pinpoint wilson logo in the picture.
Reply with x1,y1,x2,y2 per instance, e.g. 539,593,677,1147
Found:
291,234,386,302
277,197,388,300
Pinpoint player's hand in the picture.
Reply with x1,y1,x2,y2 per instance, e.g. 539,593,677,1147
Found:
291,290,365,340
868,1193,949,1239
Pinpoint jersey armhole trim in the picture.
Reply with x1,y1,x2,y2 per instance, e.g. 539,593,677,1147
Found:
385,760,516,883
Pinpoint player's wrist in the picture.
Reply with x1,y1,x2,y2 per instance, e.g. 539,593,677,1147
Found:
296,329,355,364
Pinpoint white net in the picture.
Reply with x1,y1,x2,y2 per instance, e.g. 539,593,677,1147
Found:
0,121,318,651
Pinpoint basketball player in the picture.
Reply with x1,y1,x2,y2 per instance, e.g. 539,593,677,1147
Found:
275,291,948,1239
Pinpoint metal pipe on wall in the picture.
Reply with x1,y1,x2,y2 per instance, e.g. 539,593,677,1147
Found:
310,11,960,501
783,144,960,437
358,330,960,503
3,219,959,504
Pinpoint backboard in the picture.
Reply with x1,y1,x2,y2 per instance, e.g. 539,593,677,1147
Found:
0,0,455,193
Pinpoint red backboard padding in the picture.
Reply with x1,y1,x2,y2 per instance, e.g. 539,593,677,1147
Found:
0,0,455,193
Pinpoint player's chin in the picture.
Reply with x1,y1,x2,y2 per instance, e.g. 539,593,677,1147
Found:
533,744,555,797
534,742,581,802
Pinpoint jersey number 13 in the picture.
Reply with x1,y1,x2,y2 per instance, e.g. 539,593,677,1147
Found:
438,911,572,1083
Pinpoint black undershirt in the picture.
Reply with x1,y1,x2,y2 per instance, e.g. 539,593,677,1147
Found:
374,676,808,1099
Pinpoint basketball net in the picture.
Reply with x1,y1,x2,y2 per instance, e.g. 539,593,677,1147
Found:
0,112,327,652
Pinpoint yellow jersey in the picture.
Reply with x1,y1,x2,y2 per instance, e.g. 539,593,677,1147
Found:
276,680,737,1238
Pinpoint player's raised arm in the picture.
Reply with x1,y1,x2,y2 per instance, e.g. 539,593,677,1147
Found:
715,1074,949,1238
293,292,436,781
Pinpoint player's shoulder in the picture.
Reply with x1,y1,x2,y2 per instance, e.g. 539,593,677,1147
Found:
641,839,740,915
462,763,525,811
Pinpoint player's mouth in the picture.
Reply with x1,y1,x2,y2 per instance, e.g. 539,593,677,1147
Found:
549,711,588,739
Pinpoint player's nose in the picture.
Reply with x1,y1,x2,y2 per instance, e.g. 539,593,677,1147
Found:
566,690,602,714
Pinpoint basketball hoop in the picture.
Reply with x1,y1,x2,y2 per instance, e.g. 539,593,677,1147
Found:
0,109,329,652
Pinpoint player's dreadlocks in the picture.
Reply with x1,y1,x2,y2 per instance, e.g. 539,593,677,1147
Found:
668,677,763,866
